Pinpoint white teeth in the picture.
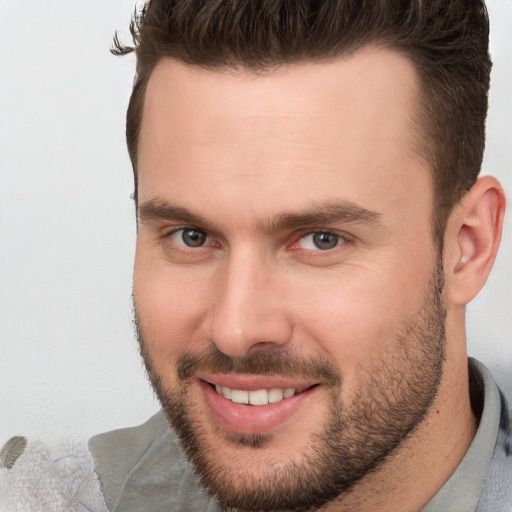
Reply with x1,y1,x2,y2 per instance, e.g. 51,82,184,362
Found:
283,388,295,398
231,390,249,404
249,389,268,406
214,385,299,405
268,388,284,403
221,386,232,399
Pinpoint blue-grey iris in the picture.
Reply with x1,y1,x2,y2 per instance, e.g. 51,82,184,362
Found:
182,229,207,247
313,233,339,250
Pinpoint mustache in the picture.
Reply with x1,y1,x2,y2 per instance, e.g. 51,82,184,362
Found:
177,346,341,386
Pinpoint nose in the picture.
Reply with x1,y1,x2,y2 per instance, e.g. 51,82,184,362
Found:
207,248,293,358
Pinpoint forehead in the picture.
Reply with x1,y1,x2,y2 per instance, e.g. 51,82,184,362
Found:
138,47,432,228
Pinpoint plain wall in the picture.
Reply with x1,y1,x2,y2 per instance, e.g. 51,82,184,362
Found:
0,0,511,444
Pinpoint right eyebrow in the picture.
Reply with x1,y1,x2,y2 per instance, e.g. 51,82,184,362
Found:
138,200,212,228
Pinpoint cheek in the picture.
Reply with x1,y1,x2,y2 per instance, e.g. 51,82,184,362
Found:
133,259,213,370
289,262,431,386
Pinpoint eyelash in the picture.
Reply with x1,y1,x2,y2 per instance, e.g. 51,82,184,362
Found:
293,231,349,251
162,227,353,254
165,228,214,249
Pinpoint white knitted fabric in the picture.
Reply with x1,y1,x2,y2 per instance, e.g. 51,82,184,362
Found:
0,439,108,512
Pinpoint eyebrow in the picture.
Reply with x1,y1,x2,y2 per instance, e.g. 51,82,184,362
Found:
259,202,382,234
138,201,216,230
138,199,382,234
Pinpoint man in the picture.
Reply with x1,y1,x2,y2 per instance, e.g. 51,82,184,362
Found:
76,2,512,511
87,0,510,510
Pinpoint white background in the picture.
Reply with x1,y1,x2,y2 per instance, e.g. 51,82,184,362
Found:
0,0,511,444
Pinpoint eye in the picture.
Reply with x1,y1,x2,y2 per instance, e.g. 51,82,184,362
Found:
170,228,209,248
297,232,343,251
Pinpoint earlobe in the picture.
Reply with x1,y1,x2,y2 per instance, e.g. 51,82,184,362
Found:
445,176,506,306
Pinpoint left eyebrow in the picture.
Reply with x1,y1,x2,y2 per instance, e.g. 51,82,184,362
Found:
259,202,382,235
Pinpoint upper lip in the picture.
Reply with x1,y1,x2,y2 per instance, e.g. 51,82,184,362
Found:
197,373,319,391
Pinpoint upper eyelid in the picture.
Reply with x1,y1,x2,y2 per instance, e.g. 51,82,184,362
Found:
162,225,210,237
291,230,355,254
295,228,353,241
164,227,217,249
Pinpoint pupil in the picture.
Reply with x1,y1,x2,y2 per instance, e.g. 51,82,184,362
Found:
183,229,206,247
313,232,338,250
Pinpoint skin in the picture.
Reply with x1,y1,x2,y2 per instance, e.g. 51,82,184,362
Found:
133,46,505,511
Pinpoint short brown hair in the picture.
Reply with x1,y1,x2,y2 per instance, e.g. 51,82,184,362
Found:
114,0,491,242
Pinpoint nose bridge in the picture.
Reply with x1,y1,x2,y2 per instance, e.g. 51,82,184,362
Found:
208,245,292,357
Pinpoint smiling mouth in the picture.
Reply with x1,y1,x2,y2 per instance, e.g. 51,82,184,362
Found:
208,382,317,406
199,378,322,434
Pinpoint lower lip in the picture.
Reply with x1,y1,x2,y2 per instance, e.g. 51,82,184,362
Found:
199,380,319,435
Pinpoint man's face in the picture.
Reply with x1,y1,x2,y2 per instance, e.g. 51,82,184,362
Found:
134,47,446,510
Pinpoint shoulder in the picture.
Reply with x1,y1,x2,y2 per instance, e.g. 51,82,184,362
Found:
476,361,512,511
88,410,172,474
89,411,215,512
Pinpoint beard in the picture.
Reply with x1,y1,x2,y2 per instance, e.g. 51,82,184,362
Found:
135,256,446,512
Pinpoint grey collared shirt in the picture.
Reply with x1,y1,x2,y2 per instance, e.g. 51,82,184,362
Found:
421,358,508,512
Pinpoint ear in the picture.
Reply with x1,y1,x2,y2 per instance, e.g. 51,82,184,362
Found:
444,176,506,306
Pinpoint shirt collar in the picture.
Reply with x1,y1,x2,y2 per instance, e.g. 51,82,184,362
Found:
421,358,501,512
